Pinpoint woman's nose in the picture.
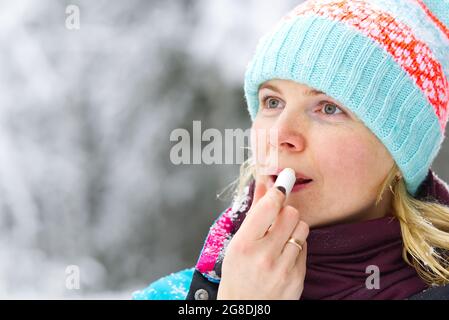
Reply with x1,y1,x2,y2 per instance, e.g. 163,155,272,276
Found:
270,113,306,152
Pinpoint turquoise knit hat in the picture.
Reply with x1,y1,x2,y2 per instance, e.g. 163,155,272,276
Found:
244,0,449,197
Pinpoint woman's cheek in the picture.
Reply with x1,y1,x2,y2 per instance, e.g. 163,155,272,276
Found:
250,121,274,172
317,136,373,182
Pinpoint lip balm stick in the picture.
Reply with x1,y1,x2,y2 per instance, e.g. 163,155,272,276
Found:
274,168,296,198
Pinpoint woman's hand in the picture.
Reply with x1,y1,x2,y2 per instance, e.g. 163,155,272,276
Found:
217,181,309,300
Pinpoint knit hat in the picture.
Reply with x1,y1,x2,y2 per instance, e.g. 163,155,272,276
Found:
244,0,449,197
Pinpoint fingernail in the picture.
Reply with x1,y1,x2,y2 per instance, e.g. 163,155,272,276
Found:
276,186,286,195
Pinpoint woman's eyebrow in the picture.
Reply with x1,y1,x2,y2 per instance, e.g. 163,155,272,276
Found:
304,88,326,97
259,84,325,97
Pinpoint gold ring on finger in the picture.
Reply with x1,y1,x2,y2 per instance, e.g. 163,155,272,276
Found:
286,237,303,251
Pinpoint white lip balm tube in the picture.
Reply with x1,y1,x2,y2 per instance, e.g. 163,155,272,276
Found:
274,168,296,198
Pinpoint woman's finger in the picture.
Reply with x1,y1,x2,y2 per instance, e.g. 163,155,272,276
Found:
263,205,300,254
296,241,308,279
239,185,286,241
250,179,267,210
279,220,309,272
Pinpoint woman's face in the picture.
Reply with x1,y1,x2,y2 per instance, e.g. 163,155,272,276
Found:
251,79,395,228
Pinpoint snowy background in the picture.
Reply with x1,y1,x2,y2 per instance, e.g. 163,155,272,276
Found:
0,0,448,299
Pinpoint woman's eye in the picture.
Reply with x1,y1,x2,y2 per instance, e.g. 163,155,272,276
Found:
261,96,283,110
320,102,344,116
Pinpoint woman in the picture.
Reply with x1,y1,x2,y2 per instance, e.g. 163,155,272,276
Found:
133,0,449,299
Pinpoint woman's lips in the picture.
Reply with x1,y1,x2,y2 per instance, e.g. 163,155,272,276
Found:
272,168,312,180
268,175,313,192
291,180,313,192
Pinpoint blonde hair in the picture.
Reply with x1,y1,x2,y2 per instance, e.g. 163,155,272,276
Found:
218,156,449,287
